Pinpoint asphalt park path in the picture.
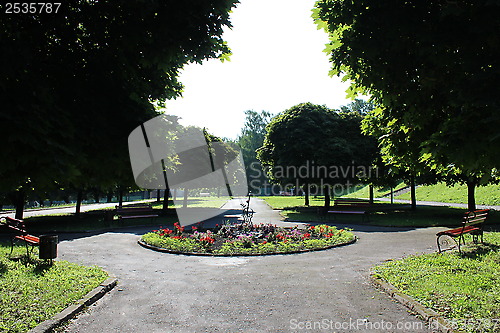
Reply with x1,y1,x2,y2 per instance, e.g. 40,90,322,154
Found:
56,198,444,332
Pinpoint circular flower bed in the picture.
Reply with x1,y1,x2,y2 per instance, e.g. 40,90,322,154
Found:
139,222,355,256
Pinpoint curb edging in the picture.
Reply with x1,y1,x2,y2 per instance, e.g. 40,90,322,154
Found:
27,275,118,333
370,274,454,332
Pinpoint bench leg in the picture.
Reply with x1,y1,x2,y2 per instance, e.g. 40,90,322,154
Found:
9,237,14,257
457,234,465,254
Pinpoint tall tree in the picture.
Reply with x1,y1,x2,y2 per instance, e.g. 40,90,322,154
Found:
314,0,500,210
340,99,374,116
257,102,377,207
237,110,272,194
0,0,239,217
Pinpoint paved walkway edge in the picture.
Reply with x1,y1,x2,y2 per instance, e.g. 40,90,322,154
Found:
28,275,118,333
370,274,454,332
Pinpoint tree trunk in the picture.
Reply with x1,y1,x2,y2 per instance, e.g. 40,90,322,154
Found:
12,190,25,220
467,180,476,211
118,188,124,208
304,183,309,206
156,190,161,203
75,190,83,216
162,187,170,212
390,187,394,204
410,176,417,211
183,188,188,208
324,185,330,209
369,185,374,204
106,192,113,203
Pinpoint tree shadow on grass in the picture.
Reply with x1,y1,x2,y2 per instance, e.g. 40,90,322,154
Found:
459,242,500,260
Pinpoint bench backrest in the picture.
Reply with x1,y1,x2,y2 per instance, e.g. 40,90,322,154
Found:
115,204,152,210
334,198,371,207
115,205,155,215
1,216,27,234
463,209,489,227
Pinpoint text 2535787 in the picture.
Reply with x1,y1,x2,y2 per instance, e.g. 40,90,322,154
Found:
5,3,61,14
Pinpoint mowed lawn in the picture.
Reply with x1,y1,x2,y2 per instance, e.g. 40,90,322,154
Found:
0,245,109,333
373,232,500,333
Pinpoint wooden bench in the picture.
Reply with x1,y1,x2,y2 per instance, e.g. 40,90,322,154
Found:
327,198,371,221
1,216,40,257
115,204,159,220
436,209,489,254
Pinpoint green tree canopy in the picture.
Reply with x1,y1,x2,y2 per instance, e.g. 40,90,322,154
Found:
0,0,239,217
237,110,273,194
314,0,500,210
257,102,377,206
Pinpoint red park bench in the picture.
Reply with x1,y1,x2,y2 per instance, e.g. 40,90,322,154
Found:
436,209,489,254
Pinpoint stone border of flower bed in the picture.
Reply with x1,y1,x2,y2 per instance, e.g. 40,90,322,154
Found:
137,236,357,257
370,273,453,333
28,273,118,333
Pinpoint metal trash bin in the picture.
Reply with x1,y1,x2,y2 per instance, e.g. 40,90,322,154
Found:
39,235,58,259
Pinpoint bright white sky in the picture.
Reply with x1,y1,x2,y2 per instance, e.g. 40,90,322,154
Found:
163,0,353,140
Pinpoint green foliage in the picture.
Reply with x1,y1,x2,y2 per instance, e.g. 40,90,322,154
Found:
141,224,355,255
257,102,377,187
0,0,239,212
373,233,500,332
340,99,374,116
314,0,500,208
237,110,273,193
142,233,204,253
0,244,108,333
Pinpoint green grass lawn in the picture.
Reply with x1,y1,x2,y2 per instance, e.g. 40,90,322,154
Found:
260,196,500,227
23,211,178,234
259,195,326,209
151,196,229,209
342,182,408,199
20,197,229,233
373,232,500,332
397,182,500,206
0,245,109,333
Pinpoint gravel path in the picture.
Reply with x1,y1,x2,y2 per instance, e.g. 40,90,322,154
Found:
57,198,443,332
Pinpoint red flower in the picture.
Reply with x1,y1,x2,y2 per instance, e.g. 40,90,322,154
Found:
302,233,311,239
262,241,267,244
192,226,198,231
200,236,215,244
